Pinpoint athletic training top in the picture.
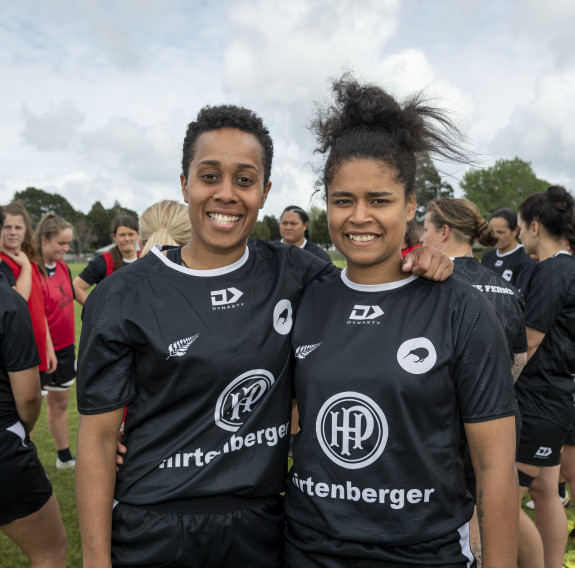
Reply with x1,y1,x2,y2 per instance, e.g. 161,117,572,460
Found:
78,250,139,286
276,240,332,264
40,261,75,351
0,253,48,372
77,241,335,506
481,245,537,295
453,257,526,358
0,283,41,429
285,270,515,565
514,251,575,427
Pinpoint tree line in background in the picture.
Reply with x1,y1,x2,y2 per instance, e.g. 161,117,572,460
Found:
7,156,552,252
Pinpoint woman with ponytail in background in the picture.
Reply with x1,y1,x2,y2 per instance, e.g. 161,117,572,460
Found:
513,186,575,568
284,74,518,568
73,215,139,305
138,200,190,256
36,213,77,470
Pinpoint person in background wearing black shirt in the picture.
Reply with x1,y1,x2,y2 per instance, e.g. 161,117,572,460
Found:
284,74,518,568
481,208,536,295
73,215,139,305
514,186,575,568
279,205,332,263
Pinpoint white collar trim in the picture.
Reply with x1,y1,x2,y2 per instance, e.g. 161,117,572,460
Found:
150,245,250,276
340,269,418,292
496,244,523,257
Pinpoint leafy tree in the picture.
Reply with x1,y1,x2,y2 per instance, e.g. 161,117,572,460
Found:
414,153,454,223
249,221,271,241
310,209,331,248
13,187,80,225
461,157,550,218
86,201,114,249
73,218,96,253
263,215,280,241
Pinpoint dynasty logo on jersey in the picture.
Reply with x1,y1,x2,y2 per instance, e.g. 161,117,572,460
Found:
166,333,199,359
295,343,322,359
397,337,437,375
348,305,384,325
211,287,244,309
316,391,388,469
273,299,293,335
214,369,275,432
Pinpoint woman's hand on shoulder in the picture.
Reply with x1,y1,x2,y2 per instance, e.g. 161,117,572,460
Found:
402,245,453,281
4,250,31,269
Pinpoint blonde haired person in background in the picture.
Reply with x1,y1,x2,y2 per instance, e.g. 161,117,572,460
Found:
139,200,191,256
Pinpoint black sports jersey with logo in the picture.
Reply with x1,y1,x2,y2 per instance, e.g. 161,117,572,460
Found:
481,246,536,295
453,257,526,357
77,241,334,506
285,271,515,565
514,252,575,427
0,284,41,429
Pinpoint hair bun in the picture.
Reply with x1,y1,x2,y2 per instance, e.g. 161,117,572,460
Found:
362,112,374,124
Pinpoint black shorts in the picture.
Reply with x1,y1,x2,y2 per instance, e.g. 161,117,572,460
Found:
0,422,53,525
564,420,575,446
517,415,569,467
42,345,76,391
284,519,475,567
111,495,284,567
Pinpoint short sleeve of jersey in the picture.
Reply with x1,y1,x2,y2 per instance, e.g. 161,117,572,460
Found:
0,261,16,287
450,282,516,423
523,261,565,333
78,255,107,286
76,273,136,414
1,286,41,371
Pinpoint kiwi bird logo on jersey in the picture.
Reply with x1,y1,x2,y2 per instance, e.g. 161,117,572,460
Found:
166,333,199,359
214,369,275,432
316,392,388,469
397,337,437,374
273,299,293,335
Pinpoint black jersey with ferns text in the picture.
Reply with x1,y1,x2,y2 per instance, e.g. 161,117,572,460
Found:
514,252,575,427
285,271,515,565
453,257,526,358
0,284,41,429
481,245,536,295
77,241,334,506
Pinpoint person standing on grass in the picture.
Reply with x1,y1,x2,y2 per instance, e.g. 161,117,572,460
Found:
514,186,575,568
0,207,67,568
73,215,139,305
278,205,332,263
76,103,453,568
283,74,518,568
36,212,77,471
0,202,57,379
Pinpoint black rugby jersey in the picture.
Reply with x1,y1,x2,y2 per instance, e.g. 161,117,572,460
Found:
453,257,526,357
77,241,334,505
514,252,575,427
0,284,41,429
285,271,514,564
482,245,536,295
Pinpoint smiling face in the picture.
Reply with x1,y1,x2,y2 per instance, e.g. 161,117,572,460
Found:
42,228,73,264
280,210,307,246
180,127,271,268
327,159,415,284
113,225,139,258
2,214,26,253
490,216,518,253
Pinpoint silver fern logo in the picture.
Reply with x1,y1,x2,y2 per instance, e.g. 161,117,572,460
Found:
295,342,322,359
166,333,199,359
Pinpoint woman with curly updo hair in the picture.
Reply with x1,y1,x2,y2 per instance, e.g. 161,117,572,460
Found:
283,74,518,568
513,186,575,568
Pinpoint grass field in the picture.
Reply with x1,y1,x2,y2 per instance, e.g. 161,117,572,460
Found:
2,261,575,566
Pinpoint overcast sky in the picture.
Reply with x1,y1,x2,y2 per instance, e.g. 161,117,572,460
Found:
1,0,574,220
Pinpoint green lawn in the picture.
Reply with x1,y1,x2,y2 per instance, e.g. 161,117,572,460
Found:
2,261,575,566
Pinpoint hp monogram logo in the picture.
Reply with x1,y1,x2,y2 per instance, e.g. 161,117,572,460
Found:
316,392,388,470
214,370,275,432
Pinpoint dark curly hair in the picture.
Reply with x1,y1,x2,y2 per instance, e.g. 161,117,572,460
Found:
518,186,575,252
312,72,469,197
182,105,274,186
